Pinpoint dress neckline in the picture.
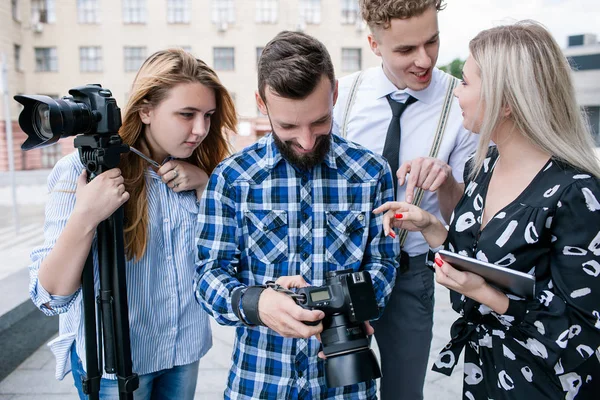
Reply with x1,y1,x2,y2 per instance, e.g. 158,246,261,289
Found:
477,152,553,234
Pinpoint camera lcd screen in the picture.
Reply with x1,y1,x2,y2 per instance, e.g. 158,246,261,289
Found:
310,290,330,302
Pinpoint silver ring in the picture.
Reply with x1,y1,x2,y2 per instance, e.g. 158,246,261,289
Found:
173,183,179,188
172,169,179,179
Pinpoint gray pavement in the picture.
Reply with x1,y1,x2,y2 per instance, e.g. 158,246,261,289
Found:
0,170,464,399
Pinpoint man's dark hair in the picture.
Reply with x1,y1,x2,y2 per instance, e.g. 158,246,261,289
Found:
258,31,335,102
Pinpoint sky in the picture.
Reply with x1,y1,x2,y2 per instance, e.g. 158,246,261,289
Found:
436,0,600,65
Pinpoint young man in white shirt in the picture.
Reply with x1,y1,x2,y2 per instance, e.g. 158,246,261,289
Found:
332,1,478,399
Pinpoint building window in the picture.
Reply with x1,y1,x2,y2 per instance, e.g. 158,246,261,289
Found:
80,46,102,72
35,47,58,72
31,0,56,24
12,0,20,21
213,47,234,71
299,0,321,24
256,0,277,24
342,48,361,72
340,0,358,24
78,0,100,24
14,44,22,71
123,0,146,24
256,46,264,65
124,46,146,72
167,0,190,24
212,0,235,25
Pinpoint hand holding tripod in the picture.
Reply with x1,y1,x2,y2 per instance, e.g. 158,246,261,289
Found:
76,133,139,400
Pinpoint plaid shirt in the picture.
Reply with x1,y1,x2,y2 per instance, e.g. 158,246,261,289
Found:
194,133,398,399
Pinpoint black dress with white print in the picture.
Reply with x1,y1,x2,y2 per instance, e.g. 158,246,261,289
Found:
432,146,600,400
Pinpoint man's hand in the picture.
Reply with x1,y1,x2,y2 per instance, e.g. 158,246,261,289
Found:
397,157,454,203
258,289,325,338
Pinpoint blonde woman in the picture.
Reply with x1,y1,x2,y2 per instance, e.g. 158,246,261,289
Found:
375,21,600,399
29,49,236,399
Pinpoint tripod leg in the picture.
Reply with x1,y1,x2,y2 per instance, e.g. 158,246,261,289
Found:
82,250,101,400
97,208,139,399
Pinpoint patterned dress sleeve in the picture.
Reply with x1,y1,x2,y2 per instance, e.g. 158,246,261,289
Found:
501,177,600,373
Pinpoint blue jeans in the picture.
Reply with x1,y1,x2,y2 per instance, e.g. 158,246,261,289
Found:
70,344,199,400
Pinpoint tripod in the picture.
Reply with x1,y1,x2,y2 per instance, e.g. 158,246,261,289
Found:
75,133,139,400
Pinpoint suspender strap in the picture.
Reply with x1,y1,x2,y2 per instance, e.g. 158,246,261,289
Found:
339,71,459,248
340,71,364,139
398,76,459,247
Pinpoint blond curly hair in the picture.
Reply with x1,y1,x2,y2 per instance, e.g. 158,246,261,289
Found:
359,0,445,29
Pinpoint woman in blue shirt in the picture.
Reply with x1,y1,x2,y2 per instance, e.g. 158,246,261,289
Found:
28,49,237,399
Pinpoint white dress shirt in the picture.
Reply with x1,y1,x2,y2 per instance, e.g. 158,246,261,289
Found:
333,66,478,256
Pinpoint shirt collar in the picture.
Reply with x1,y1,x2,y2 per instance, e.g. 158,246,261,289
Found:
372,64,439,105
264,133,338,172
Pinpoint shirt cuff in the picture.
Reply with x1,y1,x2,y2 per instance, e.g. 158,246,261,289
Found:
504,297,528,326
34,281,77,315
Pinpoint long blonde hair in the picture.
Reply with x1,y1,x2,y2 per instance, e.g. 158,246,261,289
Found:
468,20,600,178
119,49,237,260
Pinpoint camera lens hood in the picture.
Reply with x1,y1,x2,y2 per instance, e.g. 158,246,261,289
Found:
324,348,382,388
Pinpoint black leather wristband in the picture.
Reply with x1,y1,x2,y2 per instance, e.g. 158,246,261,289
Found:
231,286,246,322
241,286,266,326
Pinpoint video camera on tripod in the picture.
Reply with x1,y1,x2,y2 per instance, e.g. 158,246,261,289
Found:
15,85,139,400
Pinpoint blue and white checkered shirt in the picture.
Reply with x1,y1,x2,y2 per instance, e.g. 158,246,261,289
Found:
194,133,398,399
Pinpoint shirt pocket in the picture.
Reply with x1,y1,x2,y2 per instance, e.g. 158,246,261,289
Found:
244,210,288,264
325,210,367,268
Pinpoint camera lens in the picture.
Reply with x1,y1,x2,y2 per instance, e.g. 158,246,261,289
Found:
32,103,54,140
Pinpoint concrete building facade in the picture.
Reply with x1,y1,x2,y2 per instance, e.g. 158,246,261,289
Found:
565,34,600,144
0,0,379,171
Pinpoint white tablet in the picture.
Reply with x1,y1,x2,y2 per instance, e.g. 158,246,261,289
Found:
438,250,536,299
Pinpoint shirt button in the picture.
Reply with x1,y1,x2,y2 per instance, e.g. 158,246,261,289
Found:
302,212,309,219
164,218,170,223
166,256,172,261
172,327,177,332
302,252,309,259
298,370,303,377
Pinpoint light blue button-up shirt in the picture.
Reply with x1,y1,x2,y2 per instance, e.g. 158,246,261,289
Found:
29,151,211,380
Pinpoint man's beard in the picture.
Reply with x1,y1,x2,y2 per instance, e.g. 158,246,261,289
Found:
272,130,331,170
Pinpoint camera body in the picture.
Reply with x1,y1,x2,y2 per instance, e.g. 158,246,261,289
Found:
297,269,379,326
296,269,382,388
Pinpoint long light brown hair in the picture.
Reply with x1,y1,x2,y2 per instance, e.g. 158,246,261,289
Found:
469,21,600,179
119,49,237,260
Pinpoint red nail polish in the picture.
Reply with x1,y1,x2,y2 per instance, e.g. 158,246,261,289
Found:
395,213,403,219
389,231,396,239
434,258,443,267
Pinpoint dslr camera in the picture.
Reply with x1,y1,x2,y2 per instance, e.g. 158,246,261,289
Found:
295,269,382,387
14,84,127,174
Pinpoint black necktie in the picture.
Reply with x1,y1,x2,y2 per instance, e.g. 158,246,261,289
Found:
382,95,417,197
